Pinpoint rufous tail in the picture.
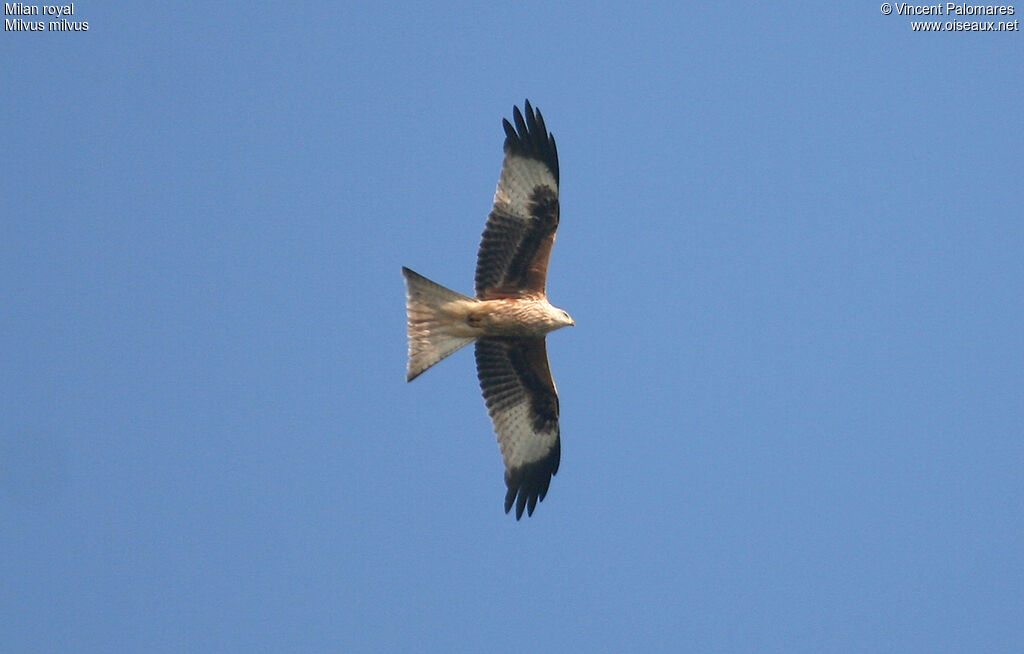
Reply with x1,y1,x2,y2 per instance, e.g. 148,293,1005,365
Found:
403,267,476,381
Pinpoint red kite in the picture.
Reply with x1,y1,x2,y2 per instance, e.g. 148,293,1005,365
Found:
403,101,573,519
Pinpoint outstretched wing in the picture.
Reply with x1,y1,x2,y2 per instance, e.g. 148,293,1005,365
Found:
475,100,560,300
475,336,560,519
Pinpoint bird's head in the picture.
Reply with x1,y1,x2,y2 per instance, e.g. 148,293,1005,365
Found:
555,307,575,329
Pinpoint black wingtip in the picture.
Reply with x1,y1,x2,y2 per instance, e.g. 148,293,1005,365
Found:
504,487,519,519
502,437,561,520
502,100,559,185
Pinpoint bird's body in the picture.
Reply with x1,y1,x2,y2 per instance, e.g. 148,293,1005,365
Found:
408,289,571,345
403,101,571,519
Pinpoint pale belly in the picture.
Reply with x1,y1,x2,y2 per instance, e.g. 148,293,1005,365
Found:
439,297,559,338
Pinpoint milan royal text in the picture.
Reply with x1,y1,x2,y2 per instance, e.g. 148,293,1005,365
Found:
4,3,87,31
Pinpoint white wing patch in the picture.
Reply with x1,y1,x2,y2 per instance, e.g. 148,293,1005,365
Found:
492,400,558,469
493,154,558,219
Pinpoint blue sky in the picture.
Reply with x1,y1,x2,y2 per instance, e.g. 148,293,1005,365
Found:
3,3,1022,652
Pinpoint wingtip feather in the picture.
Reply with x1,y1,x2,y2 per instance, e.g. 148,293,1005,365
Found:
499,100,559,185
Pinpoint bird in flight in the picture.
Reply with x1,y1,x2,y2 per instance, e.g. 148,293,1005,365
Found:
403,100,573,519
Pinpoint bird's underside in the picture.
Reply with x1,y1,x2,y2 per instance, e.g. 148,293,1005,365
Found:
403,100,571,519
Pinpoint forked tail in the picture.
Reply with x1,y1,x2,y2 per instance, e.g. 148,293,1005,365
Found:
403,267,476,381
